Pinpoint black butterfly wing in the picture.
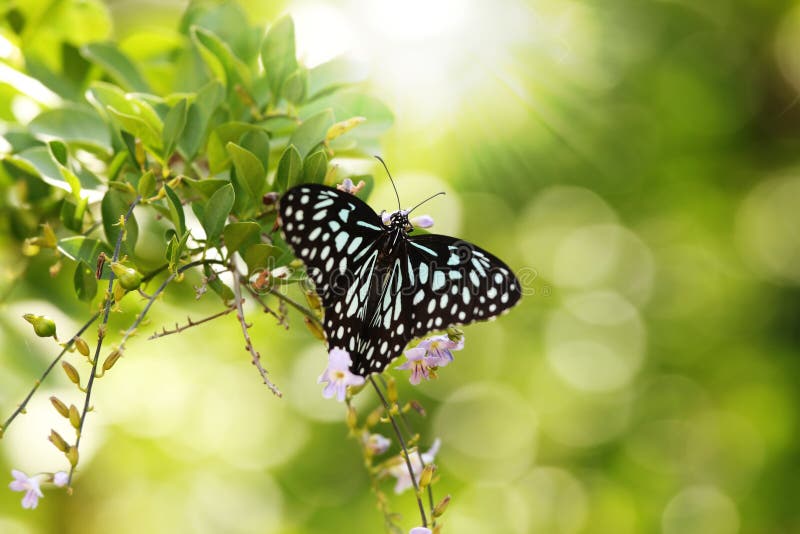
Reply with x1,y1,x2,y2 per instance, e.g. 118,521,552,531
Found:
279,184,386,357
403,234,522,337
349,234,522,375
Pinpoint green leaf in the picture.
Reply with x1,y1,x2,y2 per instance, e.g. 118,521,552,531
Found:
138,170,155,197
191,26,251,91
239,129,270,171
303,150,328,184
58,237,113,278
307,56,368,99
28,106,112,154
226,142,266,201
206,122,263,174
107,106,163,155
283,67,307,104
289,109,335,159
223,221,261,253
101,189,139,256
6,147,103,202
162,98,188,158
275,144,302,191
178,81,224,159
47,141,81,199
60,196,88,233
73,260,98,302
261,15,298,101
243,243,280,273
184,177,230,199
164,184,186,236
166,230,190,274
300,92,393,138
201,183,234,245
81,42,151,92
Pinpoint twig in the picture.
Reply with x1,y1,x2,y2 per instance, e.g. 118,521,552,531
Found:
369,376,427,528
231,266,282,397
266,286,323,328
69,195,142,487
244,286,288,329
379,375,436,522
0,312,101,436
147,305,236,339
116,260,227,351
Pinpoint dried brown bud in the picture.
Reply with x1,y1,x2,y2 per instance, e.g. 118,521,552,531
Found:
304,317,325,341
433,494,452,517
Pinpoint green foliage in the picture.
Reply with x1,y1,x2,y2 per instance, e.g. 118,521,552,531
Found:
0,2,392,303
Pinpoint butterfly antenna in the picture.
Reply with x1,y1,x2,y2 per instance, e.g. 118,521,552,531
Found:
374,155,401,211
407,191,446,214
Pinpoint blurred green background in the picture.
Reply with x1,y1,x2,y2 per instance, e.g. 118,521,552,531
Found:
2,0,800,532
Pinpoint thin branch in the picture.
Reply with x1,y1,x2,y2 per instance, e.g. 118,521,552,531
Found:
266,286,322,328
147,305,236,340
0,312,101,436
69,195,141,487
244,286,288,329
369,376,428,528
231,266,282,397
379,375,437,522
116,259,228,351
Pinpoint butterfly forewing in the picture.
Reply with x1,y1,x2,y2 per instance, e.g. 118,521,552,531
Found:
279,184,521,377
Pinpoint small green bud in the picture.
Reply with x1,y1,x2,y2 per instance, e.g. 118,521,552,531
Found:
346,405,358,430
419,464,436,489
386,376,398,405
110,262,143,291
49,430,69,452
23,314,57,338
74,337,90,357
50,396,70,418
62,362,80,386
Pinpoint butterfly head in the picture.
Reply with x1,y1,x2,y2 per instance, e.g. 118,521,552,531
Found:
386,209,413,233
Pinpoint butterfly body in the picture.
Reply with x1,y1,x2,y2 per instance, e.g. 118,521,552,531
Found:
279,184,521,376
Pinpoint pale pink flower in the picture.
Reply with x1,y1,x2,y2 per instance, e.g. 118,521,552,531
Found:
52,472,68,487
416,334,464,367
318,348,365,402
388,439,441,494
410,528,432,534
395,347,431,385
9,470,44,509
381,210,434,229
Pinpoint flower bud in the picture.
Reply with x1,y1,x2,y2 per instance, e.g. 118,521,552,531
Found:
74,337,90,357
49,430,69,452
62,362,80,386
102,349,123,372
433,494,451,517
419,464,436,489
52,471,69,487
68,405,80,429
66,446,79,467
110,262,143,291
50,396,70,418
23,314,57,338
365,433,391,455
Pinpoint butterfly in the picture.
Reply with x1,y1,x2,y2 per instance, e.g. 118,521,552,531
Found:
278,178,521,376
